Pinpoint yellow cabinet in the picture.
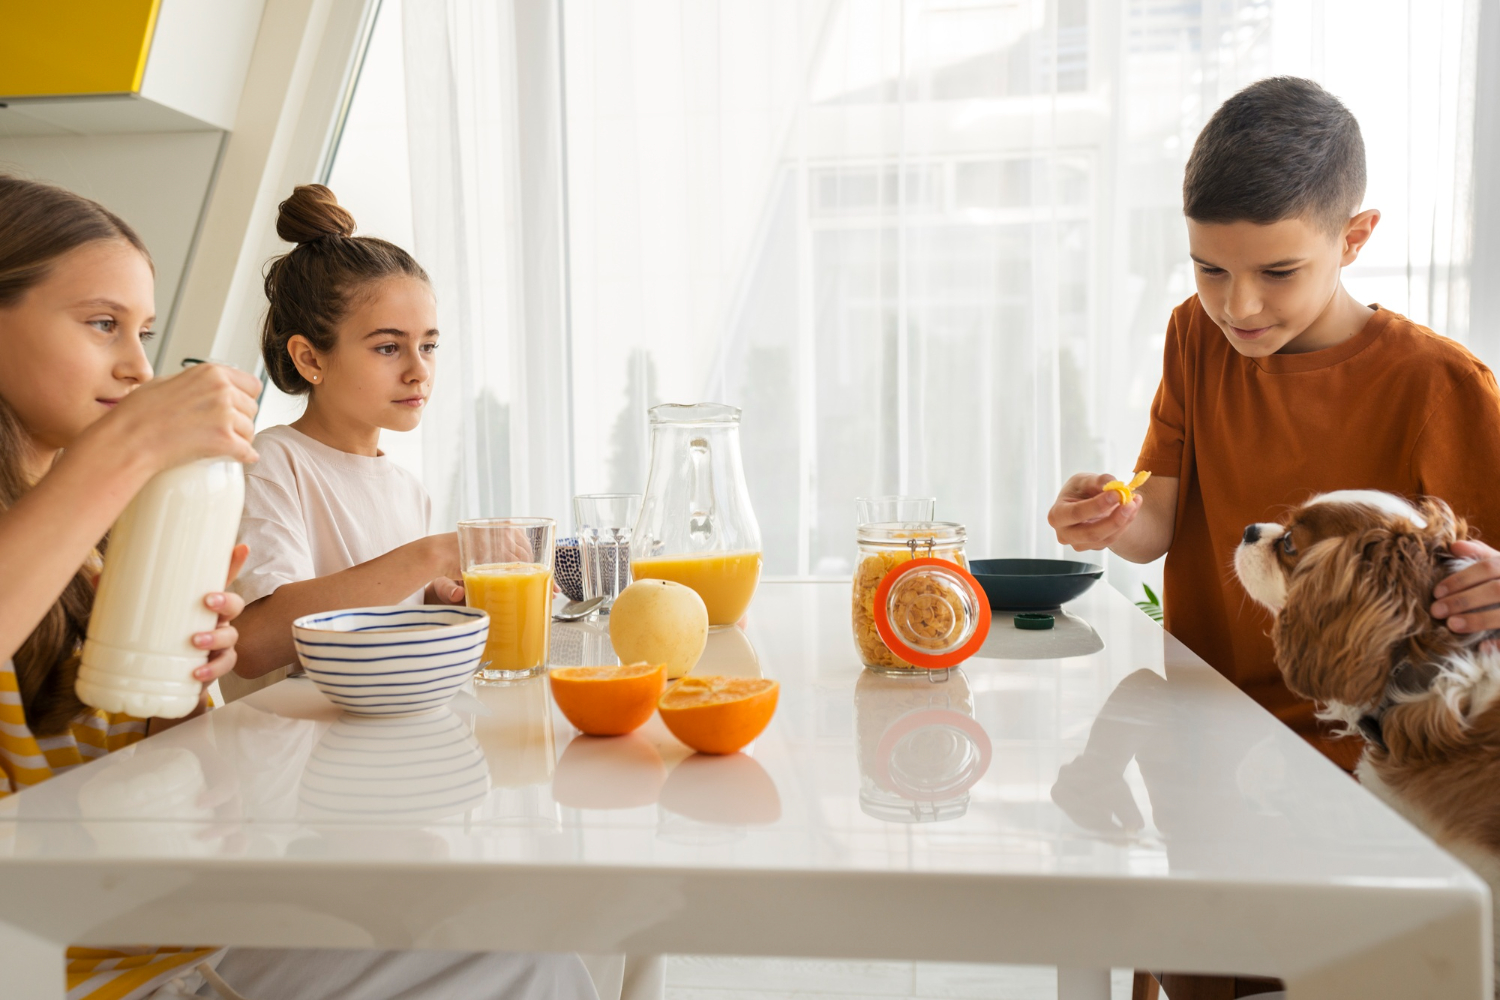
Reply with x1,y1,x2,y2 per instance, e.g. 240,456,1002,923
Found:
0,1,161,98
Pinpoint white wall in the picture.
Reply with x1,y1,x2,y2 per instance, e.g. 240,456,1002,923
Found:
1470,0,1500,361
164,0,376,372
0,131,224,363
142,0,268,131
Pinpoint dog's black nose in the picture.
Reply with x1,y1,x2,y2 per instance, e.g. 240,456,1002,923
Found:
1242,524,1261,545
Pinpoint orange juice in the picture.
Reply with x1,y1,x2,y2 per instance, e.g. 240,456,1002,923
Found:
631,550,762,626
463,562,553,673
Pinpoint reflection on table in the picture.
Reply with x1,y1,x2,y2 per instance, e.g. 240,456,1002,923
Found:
0,584,1454,884
855,667,991,823
693,624,762,678
0,583,1484,1000
299,710,490,823
469,677,559,829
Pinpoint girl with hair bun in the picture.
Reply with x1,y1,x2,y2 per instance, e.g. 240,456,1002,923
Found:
0,173,259,998
228,184,468,684
217,183,600,1000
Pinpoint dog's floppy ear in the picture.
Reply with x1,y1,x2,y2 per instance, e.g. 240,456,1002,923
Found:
1272,524,1435,712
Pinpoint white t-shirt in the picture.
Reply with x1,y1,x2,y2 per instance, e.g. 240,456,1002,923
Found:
232,424,431,608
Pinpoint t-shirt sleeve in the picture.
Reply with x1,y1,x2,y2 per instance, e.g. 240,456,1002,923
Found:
232,474,314,606
1412,367,1500,540
1136,307,1188,477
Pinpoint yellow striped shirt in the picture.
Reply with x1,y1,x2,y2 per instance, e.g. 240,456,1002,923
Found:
0,662,222,1000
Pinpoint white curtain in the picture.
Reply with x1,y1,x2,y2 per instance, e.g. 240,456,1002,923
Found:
401,0,574,528
556,0,1483,595
326,0,1484,592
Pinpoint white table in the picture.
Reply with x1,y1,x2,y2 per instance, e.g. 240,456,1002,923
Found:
0,582,1489,999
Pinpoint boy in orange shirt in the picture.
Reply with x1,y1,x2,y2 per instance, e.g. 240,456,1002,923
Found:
1051,72,1500,1000
1050,75,1500,773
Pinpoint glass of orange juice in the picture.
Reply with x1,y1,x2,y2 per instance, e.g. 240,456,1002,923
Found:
458,518,555,682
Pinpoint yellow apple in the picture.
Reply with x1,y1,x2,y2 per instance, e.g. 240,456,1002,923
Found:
609,579,709,679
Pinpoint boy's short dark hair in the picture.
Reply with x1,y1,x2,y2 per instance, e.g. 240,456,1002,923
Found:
1183,76,1366,234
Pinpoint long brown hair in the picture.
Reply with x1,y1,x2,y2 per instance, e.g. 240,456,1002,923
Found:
261,184,428,393
0,174,151,735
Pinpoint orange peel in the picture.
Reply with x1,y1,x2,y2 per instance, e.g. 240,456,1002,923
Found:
1102,470,1151,506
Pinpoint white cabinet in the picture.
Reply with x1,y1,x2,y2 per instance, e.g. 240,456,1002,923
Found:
0,0,269,359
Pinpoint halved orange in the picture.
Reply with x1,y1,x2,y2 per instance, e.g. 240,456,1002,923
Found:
550,662,666,736
657,675,779,755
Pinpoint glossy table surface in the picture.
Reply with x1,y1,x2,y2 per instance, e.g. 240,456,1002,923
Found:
0,582,1489,999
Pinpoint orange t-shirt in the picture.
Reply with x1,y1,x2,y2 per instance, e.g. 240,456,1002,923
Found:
1137,296,1500,770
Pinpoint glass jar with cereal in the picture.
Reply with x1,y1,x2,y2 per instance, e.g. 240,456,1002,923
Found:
851,522,991,674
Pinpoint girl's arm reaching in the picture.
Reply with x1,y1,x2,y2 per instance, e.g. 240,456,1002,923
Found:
231,532,461,678
0,364,259,665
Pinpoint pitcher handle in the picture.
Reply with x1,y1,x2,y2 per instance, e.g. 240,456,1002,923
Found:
688,436,715,542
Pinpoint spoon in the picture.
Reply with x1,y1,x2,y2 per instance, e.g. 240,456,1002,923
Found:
552,596,606,621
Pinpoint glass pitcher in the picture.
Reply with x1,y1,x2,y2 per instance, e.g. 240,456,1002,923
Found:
632,403,763,628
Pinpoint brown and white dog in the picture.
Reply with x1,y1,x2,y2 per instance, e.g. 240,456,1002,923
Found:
1235,490,1500,991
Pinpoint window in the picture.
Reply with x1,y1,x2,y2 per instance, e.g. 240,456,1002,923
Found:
320,0,1480,596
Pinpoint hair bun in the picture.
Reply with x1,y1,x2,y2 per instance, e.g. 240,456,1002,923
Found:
276,184,356,245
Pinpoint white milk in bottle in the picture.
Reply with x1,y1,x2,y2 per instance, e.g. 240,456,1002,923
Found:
76,456,244,718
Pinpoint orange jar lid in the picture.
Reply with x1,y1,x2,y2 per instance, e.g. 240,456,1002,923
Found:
872,557,991,669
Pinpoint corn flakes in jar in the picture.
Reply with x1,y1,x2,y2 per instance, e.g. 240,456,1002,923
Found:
852,522,974,673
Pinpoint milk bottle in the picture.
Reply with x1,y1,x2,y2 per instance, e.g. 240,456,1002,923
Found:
76,456,244,718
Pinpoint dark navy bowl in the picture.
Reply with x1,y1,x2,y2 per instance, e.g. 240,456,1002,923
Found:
555,538,585,601
969,558,1103,610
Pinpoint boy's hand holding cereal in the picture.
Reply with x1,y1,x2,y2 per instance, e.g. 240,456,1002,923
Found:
1102,470,1151,506
1048,472,1145,551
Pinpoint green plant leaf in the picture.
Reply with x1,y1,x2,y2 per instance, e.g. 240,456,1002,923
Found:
1135,583,1163,622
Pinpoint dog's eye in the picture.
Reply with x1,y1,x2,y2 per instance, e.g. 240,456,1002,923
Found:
1280,534,1296,556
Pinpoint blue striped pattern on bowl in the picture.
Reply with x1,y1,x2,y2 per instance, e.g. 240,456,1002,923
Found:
292,605,489,717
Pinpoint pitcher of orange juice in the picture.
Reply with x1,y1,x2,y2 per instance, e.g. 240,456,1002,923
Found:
632,403,762,628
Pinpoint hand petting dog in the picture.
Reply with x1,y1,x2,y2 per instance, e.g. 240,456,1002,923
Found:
1433,538,1500,642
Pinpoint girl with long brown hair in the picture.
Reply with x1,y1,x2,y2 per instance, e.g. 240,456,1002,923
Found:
0,173,259,996
0,177,603,1000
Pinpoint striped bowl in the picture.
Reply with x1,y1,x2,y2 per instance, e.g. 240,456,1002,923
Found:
292,605,490,717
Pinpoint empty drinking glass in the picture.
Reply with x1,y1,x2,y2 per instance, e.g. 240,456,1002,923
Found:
855,496,936,525
573,493,642,614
